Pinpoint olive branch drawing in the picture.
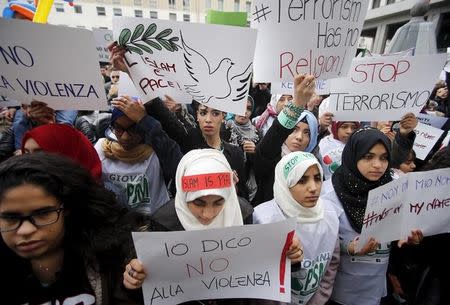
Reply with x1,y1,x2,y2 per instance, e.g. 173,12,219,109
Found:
118,23,181,55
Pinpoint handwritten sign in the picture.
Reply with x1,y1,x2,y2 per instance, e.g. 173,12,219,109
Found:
0,19,108,111
93,28,114,63
133,218,296,305
0,95,20,107
271,79,329,95
113,17,257,115
417,113,448,129
413,123,445,160
359,168,450,250
326,53,447,121
251,0,369,82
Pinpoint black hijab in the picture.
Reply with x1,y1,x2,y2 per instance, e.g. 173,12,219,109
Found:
332,127,393,233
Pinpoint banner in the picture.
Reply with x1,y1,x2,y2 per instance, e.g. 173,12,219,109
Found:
417,113,448,129
358,168,450,250
133,218,296,305
251,0,369,82
327,53,447,121
113,17,257,115
271,79,329,95
0,19,108,111
93,28,114,63
413,122,444,160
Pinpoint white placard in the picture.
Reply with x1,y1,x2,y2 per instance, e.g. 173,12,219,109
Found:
0,95,20,107
133,218,296,305
413,122,445,160
271,79,329,95
0,19,108,111
417,113,448,129
113,17,257,115
251,0,369,82
93,28,114,63
359,168,450,250
118,72,141,99
326,53,447,121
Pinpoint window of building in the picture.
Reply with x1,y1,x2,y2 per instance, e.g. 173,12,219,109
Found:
96,6,106,16
149,0,157,8
113,8,122,16
183,0,189,10
234,0,240,12
372,0,380,9
55,3,64,12
169,0,176,9
135,9,143,17
218,0,223,11
150,11,158,18
134,0,142,6
205,0,211,9
169,12,177,20
183,14,190,21
245,1,251,13
386,0,396,4
74,4,82,14
112,0,121,4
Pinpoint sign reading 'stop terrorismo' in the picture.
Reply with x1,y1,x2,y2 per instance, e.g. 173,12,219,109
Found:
0,18,108,111
326,53,447,121
251,0,370,82
113,17,257,115
133,218,296,305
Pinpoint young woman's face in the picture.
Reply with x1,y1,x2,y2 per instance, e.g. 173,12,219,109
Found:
285,122,310,152
234,101,252,125
197,106,224,137
112,115,143,151
0,184,65,259
289,165,322,208
187,195,225,225
23,138,42,154
357,143,389,181
399,152,416,173
337,122,357,144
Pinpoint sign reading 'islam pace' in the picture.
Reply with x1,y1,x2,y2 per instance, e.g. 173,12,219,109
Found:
113,17,257,116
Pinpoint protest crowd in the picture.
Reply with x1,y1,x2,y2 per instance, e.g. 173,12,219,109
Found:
0,0,449,305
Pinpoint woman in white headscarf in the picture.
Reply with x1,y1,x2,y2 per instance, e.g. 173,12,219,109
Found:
253,151,340,305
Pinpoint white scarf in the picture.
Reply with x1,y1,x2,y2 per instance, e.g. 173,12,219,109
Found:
274,152,324,223
175,149,243,231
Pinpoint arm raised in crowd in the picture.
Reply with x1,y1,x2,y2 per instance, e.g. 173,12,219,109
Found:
391,113,418,168
112,96,183,184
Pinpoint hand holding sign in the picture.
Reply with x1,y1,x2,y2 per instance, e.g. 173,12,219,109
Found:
350,236,380,256
111,96,146,123
108,42,129,74
124,259,147,290
286,235,304,264
397,229,423,248
399,113,418,137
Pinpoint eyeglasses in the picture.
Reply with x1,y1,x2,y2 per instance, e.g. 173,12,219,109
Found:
0,206,64,232
110,123,140,138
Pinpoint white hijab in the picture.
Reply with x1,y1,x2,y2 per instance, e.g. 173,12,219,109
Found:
274,152,324,223
175,149,243,231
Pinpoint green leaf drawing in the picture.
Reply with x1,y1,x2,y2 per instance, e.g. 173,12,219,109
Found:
118,29,131,46
131,24,145,42
155,29,172,40
119,24,179,55
143,24,157,39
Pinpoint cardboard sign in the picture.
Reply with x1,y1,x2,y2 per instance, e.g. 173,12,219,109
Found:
0,19,108,111
251,0,369,82
118,71,141,99
413,122,444,160
326,53,447,121
93,28,114,63
359,168,450,250
417,113,448,129
133,218,296,305
113,17,257,115
271,79,329,95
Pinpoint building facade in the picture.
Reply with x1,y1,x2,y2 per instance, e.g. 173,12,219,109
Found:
360,0,450,53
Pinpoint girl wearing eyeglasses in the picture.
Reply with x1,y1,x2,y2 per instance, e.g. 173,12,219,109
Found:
0,152,143,304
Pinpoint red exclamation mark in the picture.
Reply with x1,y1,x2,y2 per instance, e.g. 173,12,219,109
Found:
279,230,295,293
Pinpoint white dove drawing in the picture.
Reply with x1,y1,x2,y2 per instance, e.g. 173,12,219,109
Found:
180,31,253,104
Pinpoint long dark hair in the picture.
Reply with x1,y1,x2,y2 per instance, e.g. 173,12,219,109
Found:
0,153,144,280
